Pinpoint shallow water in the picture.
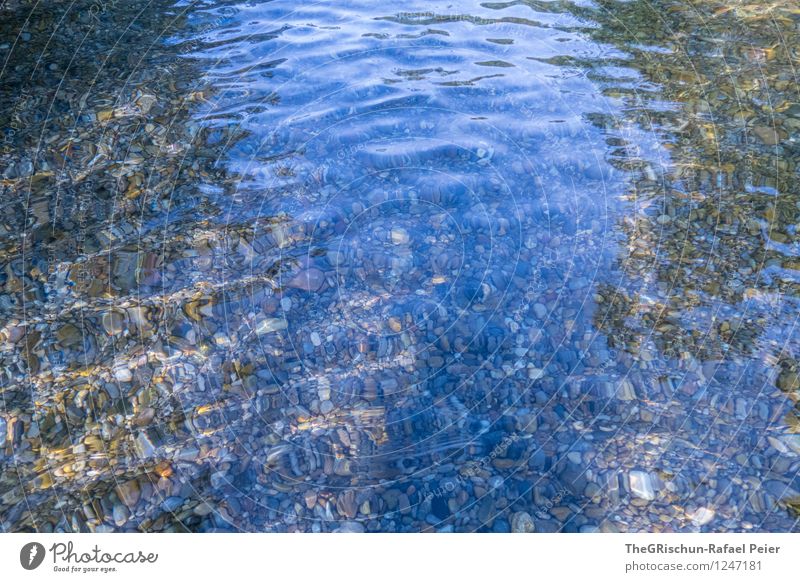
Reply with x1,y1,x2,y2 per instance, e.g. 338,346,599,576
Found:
0,0,798,532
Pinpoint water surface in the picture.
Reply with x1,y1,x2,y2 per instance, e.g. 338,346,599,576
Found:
0,0,798,532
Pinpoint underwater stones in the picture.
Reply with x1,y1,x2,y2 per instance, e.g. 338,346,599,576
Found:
616,379,637,401
751,125,780,145
689,507,715,526
116,479,140,508
628,471,656,501
133,407,155,427
287,268,325,292
336,490,357,519
133,432,156,458
112,503,129,527
255,318,288,335
101,310,126,335
390,227,410,245
511,511,535,533
0,323,25,345
327,248,345,267
304,490,317,509
113,366,133,382
161,497,183,512
154,461,173,478
333,458,353,476
777,370,799,392
1,0,799,538
334,522,365,533
183,296,214,322
56,324,82,347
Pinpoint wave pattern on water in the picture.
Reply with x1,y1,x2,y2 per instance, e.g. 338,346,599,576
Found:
0,0,797,532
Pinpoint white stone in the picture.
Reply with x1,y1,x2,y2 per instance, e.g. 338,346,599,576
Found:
255,318,287,335
768,436,789,454
528,367,545,380
390,227,410,245
629,470,655,501
690,507,715,526
114,367,133,382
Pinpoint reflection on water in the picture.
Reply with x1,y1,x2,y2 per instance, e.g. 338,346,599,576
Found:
0,0,797,532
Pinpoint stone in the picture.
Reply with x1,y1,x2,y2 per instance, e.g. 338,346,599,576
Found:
390,227,410,245
337,490,357,519
478,498,496,525
102,311,125,335
287,268,325,292
767,436,789,455
511,511,535,533
528,368,545,380
398,494,411,515
113,367,133,382
752,126,779,145
112,503,129,526
161,497,183,512
690,507,715,526
256,318,287,335
133,433,155,458
116,480,140,508
550,506,572,522
334,522,365,533
629,470,655,501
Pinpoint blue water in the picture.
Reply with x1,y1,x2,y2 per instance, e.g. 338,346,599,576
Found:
0,0,798,532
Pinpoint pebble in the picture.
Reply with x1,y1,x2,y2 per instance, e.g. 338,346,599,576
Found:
102,311,125,335
287,268,325,292
161,497,183,512
112,503,129,527
337,491,357,519
690,507,715,526
752,125,779,145
255,318,287,335
390,227,410,244
1,0,798,537
511,511,535,533
113,367,133,382
116,480,140,508
334,522,365,533
629,471,656,501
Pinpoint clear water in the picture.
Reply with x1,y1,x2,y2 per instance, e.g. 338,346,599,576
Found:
0,0,798,532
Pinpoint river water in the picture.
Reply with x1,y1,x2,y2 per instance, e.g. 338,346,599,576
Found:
0,0,798,532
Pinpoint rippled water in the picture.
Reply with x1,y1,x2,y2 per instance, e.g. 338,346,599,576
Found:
0,0,798,532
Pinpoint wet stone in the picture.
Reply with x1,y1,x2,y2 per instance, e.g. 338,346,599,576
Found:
629,471,656,501
287,269,325,292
